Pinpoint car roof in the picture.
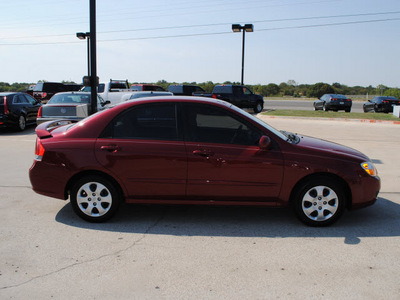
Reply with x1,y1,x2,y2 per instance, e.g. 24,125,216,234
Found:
124,96,230,106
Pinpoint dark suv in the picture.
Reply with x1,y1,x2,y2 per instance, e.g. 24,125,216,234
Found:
0,92,41,131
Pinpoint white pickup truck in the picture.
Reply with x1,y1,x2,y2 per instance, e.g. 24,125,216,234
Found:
81,79,133,105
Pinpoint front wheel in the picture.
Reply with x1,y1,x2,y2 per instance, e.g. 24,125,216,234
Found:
293,177,346,226
323,103,329,111
253,101,264,113
70,175,121,222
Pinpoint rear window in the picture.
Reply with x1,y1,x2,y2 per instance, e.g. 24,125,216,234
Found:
168,85,182,93
48,94,90,104
331,94,347,99
110,83,128,90
213,86,232,93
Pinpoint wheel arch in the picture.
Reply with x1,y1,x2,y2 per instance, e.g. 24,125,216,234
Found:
65,170,125,203
289,172,352,209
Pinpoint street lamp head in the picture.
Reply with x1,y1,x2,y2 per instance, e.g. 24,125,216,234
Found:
232,24,241,32
76,32,90,40
244,24,254,32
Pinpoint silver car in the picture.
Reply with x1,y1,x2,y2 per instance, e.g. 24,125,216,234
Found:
36,92,109,125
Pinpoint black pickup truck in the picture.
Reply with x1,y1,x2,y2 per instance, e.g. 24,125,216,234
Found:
193,85,264,113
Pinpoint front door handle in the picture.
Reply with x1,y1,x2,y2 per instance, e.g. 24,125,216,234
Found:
100,145,121,153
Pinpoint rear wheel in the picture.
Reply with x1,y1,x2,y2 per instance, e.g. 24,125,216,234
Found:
345,108,351,113
70,175,121,222
17,115,26,131
253,101,264,113
293,177,346,226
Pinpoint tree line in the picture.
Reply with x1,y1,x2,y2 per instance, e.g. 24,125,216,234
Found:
1,80,399,99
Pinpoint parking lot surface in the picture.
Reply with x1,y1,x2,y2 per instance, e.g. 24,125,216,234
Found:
1,117,399,299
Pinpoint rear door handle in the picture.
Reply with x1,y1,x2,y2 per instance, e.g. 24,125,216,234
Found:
100,145,121,153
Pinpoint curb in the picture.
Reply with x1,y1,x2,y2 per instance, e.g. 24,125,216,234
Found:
259,115,400,125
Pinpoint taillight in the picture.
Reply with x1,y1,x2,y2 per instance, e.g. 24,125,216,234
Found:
382,100,389,103
331,98,337,101
347,98,351,102
212,94,217,99
3,96,9,114
42,92,47,99
37,106,42,118
35,138,45,161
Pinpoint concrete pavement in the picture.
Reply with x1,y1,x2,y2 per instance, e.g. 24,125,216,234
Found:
1,118,399,299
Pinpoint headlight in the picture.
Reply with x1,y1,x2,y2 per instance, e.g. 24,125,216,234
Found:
361,161,378,176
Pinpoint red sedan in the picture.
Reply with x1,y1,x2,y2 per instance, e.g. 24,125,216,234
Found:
29,97,380,226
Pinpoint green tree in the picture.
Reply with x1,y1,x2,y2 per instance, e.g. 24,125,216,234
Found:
384,88,400,98
307,82,335,98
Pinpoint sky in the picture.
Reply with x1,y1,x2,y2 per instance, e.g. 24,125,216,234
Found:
1,0,399,88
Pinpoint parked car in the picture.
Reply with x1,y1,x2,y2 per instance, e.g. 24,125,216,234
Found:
36,92,110,125
33,82,82,103
168,84,205,96
29,97,380,226
193,84,264,113
363,96,400,113
0,92,41,131
130,84,165,91
314,94,352,112
121,91,173,101
81,79,132,105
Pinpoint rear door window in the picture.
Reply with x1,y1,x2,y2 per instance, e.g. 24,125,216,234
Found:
102,103,180,141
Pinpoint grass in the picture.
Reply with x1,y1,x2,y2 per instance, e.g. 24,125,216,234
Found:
262,110,399,121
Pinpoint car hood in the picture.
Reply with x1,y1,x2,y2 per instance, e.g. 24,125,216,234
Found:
295,135,370,162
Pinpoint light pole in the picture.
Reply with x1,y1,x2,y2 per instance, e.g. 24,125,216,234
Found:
76,32,90,76
75,0,97,114
232,24,253,85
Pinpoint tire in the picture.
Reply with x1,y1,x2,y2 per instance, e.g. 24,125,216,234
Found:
253,101,263,114
70,175,121,222
323,103,329,111
293,177,346,226
345,108,351,113
17,115,26,131
313,104,318,111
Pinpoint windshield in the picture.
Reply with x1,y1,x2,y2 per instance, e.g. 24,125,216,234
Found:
229,105,288,140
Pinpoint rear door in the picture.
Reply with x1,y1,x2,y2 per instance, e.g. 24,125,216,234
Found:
95,102,187,200
23,94,41,122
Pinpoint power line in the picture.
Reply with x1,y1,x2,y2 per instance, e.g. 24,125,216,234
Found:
0,17,399,46
3,11,400,40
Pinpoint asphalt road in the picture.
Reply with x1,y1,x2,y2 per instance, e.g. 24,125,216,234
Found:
265,99,365,113
1,118,399,299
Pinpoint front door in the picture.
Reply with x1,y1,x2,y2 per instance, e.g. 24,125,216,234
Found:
182,103,284,202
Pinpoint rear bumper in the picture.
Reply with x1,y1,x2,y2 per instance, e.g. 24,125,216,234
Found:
0,114,16,127
327,102,352,110
29,159,70,200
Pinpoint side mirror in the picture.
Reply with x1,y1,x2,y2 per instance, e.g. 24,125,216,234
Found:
259,135,271,150
102,100,111,106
